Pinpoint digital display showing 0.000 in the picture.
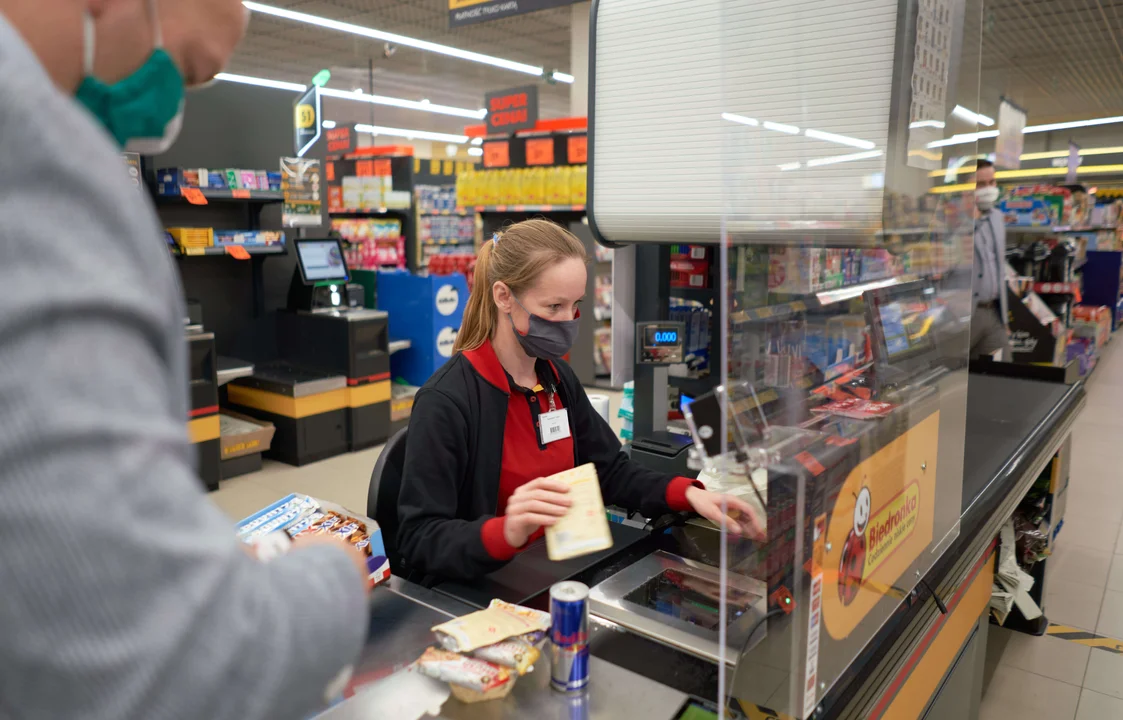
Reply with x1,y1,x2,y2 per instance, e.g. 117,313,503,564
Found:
646,327,680,346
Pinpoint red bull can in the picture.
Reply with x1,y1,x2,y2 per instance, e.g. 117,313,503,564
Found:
549,581,589,693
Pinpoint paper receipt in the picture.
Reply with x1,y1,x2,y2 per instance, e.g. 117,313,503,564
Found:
545,463,614,561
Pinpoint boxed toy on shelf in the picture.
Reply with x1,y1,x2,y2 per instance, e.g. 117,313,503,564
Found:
999,185,1074,227
157,166,281,195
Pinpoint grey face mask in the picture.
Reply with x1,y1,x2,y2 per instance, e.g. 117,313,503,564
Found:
509,295,580,360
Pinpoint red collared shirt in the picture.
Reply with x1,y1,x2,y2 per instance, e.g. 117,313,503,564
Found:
463,341,698,560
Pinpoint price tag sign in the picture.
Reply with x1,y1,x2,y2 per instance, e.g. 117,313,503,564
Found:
484,141,510,168
567,135,588,164
225,245,251,260
374,159,393,176
182,187,208,205
231,189,251,199
526,138,555,166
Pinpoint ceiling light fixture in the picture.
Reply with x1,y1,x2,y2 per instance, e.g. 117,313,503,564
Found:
1024,115,1123,134
552,71,575,83
319,87,485,119
470,137,484,146
354,123,468,144
778,162,802,171
322,120,337,129
214,72,306,92
721,112,759,127
804,128,876,150
909,120,946,129
805,149,884,167
468,147,484,157
242,1,573,82
763,120,800,135
927,130,999,148
952,105,994,126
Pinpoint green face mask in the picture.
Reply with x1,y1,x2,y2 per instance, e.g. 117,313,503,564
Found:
75,4,186,154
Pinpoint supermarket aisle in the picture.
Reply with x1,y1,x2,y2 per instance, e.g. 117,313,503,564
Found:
981,337,1123,720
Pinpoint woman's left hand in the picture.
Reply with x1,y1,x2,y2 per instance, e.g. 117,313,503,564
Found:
684,486,766,541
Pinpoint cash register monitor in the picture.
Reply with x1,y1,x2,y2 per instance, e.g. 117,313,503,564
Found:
294,238,349,285
865,279,939,385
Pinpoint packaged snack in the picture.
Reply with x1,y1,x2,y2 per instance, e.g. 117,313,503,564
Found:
433,601,551,653
544,463,614,561
449,680,517,704
415,648,511,693
471,637,539,675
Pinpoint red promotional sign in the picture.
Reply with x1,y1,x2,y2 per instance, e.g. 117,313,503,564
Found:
526,138,555,166
485,85,539,134
567,135,588,164
483,141,511,168
325,126,355,155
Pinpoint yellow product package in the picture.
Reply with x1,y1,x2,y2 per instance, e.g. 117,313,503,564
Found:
432,601,551,653
545,463,614,561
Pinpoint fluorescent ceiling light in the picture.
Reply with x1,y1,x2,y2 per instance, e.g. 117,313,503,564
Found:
952,105,994,126
721,112,759,127
354,123,468,144
320,87,485,119
763,120,800,135
778,162,802,171
214,72,306,92
927,130,999,148
551,71,575,83
1024,115,1123,134
243,1,572,82
468,147,484,157
805,149,884,167
818,277,901,305
804,128,875,150
322,120,337,129
470,137,484,146
909,120,946,129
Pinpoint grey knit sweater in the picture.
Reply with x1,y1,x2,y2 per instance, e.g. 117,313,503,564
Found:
0,15,368,720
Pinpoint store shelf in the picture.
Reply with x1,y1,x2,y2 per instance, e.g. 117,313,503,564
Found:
1007,225,1118,234
470,204,586,213
670,287,717,304
330,207,412,216
171,245,287,257
420,209,474,216
155,189,284,204
422,239,475,246
731,298,817,324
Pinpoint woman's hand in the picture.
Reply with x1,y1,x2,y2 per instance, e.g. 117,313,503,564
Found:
684,486,766,541
503,477,573,548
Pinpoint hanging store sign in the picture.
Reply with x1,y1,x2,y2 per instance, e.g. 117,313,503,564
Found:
995,99,1027,170
281,157,322,227
485,85,539,134
324,124,357,156
449,0,579,28
294,85,321,158
1067,142,1081,184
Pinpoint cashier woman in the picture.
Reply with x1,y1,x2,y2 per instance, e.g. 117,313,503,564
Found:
398,219,764,582
1,1,370,719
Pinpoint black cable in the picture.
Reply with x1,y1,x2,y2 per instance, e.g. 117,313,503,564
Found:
727,607,787,705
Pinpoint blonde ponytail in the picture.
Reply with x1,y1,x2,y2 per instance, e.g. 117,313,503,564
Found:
452,218,588,354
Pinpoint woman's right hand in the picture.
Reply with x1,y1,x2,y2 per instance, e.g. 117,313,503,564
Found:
503,477,573,548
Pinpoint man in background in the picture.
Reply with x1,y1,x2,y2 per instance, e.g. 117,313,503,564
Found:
0,1,370,718
970,159,1010,358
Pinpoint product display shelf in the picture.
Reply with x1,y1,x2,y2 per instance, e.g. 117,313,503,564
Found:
329,207,412,217
668,287,717,304
170,245,287,258
155,188,284,204
420,209,474,217
471,204,586,213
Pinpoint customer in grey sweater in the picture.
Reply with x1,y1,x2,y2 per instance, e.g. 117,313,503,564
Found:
0,1,370,719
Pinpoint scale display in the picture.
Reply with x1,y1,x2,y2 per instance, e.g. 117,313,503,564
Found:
636,321,686,365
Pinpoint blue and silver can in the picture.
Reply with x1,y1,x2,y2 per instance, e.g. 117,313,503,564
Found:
549,581,590,693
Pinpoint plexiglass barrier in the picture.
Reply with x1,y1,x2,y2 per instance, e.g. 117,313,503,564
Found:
591,0,981,716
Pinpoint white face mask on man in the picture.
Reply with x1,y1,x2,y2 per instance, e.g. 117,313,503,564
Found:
975,186,999,212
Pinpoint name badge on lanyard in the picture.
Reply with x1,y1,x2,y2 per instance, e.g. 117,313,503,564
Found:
539,391,570,444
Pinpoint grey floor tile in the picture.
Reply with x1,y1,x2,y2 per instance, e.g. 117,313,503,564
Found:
1048,545,1115,590
1057,516,1122,552
208,475,290,522
1046,580,1105,632
1107,555,1123,593
1084,650,1123,702
1099,590,1123,639
989,625,1090,687
979,665,1080,720
1075,688,1123,720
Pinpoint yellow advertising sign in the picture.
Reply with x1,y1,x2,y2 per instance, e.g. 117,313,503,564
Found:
295,104,316,130
823,412,939,639
449,0,491,7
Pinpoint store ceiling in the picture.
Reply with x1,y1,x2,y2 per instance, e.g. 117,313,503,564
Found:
224,0,574,138
971,0,1123,124
220,0,1122,140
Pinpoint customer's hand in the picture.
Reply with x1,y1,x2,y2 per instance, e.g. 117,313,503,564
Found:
292,533,372,594
503,477,572,548
684,486,766,541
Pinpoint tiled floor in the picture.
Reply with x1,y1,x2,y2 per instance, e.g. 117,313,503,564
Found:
981,336,1123,720
210,344,1123,719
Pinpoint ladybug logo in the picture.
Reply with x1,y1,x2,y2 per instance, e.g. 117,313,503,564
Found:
838,487,871,606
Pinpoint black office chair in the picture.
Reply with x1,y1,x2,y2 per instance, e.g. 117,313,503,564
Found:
368,427,408,574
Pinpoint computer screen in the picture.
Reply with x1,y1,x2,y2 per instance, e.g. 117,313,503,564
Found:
295,239,348,284
865,281,938,368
